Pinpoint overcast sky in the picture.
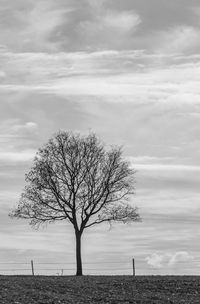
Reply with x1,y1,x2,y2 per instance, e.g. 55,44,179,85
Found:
0,0,200,275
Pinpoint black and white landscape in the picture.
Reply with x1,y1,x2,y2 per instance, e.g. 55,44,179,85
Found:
0,0,200,282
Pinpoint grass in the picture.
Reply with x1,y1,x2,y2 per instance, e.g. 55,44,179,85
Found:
0,275,200,303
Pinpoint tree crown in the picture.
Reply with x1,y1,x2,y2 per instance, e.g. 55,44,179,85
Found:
10,131,140,231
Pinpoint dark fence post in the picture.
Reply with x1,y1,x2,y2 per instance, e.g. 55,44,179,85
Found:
31,260,35,276
132,258,135,277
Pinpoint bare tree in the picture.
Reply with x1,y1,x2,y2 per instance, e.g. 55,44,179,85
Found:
10,131,140,276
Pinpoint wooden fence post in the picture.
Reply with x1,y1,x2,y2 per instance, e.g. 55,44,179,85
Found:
31,260,35,276
132,258,135,277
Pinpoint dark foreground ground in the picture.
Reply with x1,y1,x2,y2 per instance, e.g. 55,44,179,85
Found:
0,275,200,304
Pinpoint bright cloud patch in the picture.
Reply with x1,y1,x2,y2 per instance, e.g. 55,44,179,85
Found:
145,252,193,269
0,150,36,162
168,252,194,266
102,11,141,32
12,122,38,133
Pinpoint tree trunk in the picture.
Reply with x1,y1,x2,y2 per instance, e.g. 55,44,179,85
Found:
75,230,83,276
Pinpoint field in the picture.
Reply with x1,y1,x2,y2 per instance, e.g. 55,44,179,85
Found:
0,275,199,304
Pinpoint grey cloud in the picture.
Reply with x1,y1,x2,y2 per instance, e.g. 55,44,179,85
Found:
107,0,199,30
0,0,74,52
55,0,200,52
0,0,200,53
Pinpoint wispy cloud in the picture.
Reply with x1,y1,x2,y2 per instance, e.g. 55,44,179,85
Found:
134,164,200,172
0,150,35,162
1,50,200,107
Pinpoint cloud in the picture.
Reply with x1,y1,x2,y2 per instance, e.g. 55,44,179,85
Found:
145,253,165,268
157,26,200,54
0,120,38,145
145,251,194,269
0,150,36,162
134,164,200,172
0,0,140,52
168,251,193,266
129,156,175,163
101,11,141,32
23,2,64,51
128,156,200,173
1,50,200,109
0,70,6,78
78,10,141,50
0,119,39,169
0,0,199,53
87,0,106,10
0,0,72,52
12,122,38,133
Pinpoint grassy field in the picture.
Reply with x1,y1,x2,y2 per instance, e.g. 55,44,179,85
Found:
0,275,199,303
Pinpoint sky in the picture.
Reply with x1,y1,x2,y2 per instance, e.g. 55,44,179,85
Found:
0,0,200,275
